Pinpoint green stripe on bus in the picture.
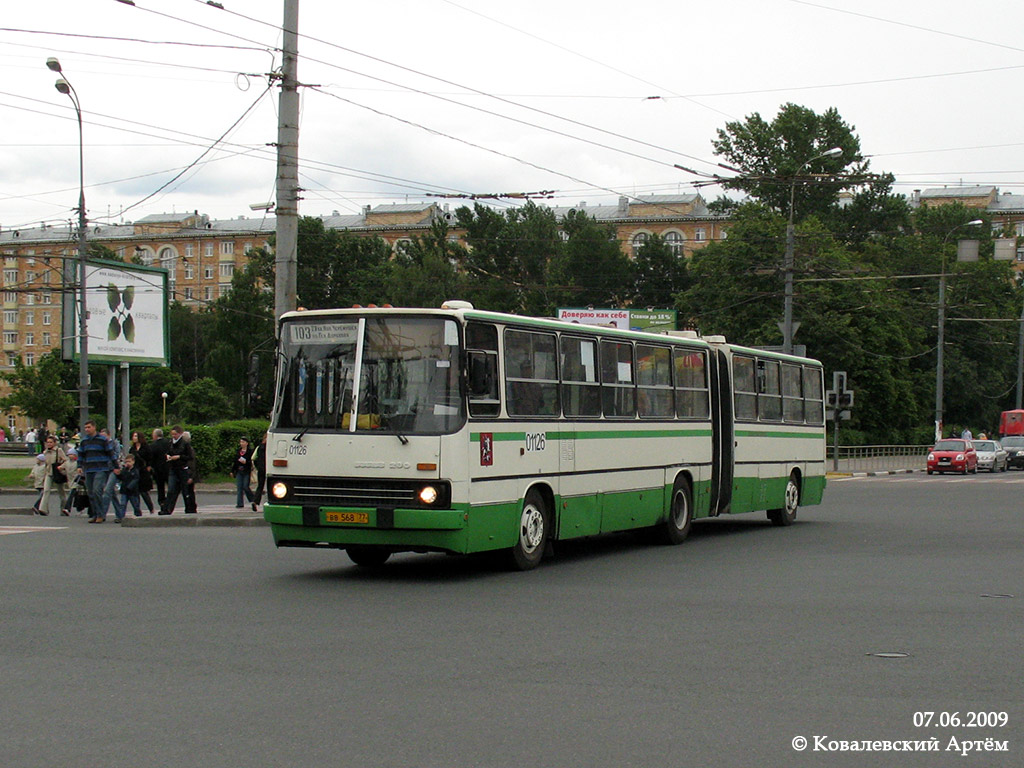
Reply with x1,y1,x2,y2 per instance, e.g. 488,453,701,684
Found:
735,429,823,439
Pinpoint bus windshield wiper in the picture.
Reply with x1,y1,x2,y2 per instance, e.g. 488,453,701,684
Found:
293,423,310,442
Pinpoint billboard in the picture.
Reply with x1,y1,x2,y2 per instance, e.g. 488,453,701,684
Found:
557,308,677,332
63,259,169,366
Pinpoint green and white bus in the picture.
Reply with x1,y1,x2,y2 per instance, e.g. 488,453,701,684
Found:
263,302,827,569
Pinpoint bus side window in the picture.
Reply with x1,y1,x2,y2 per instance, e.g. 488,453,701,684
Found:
733,355,757,421
468,352,500,417
467,322,500,418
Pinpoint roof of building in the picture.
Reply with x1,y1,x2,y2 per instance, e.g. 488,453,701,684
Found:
919,186,997,199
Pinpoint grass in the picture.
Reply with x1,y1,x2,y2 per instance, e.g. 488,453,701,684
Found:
0,468,33,490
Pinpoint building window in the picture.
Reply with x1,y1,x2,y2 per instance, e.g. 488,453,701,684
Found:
664,231,684,257
243,242,253,254
184,287,193,301
3,331,18,344
4,292,16,304
3,269,17,283
219,284,230,298
26,271,35,283
25,294,35,306
220,241,234,255
631,232,649,256
204,286,213,301
204,266,214,280
6,354,15,367
1016,222,1024,237
219,263,234,278
117,247,126,260
720,228,728,240
204,243,214,258
42,292,51,305
42,332,51,346
25,352,34,366
7,414,15,428
25,311,33,325
185,244,195,258
42,312,51,325
3,310,16,324
184,264,194,280
25,333,34,346
694,228,706,242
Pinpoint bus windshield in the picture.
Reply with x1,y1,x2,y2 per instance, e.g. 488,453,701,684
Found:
274,315,464,435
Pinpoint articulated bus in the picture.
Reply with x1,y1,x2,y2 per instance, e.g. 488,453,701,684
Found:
263,302,827,569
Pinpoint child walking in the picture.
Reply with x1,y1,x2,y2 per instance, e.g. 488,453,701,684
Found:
29,453,47,515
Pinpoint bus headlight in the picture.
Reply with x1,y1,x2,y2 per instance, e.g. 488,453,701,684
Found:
418,485,439,505
271,481,289,500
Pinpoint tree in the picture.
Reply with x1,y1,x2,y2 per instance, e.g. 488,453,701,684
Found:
628,232,690,309
130,367,185,428
204,261,274,415
174,377,232,424
458,202,562,315
712,103,868,219
549,209,632,310
0,349,76,426
387,219,468,308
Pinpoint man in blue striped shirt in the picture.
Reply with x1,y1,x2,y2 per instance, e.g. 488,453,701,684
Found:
77,420,117,523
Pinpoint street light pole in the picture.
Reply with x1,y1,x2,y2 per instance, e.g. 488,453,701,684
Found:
934,219,984,442
783,146,843,354
46,57,89,430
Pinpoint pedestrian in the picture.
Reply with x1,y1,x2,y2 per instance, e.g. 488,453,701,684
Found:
961,427,973,440
38,435,68,516
77,420,118,523
28,453,47,515
231,436,255,509
60,448,80,516
0,426,6,442
149,428,170,512
161,425,197,515
251,431,267,512
129,431,156,514
26,427,38,451
112,454,142,519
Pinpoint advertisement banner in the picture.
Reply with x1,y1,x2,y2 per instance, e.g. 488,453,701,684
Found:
65,259,169,366
557,308,677,332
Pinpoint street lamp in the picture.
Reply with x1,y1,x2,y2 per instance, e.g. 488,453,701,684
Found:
934,219,984,442
46,56,89,430
783,146,844,354
161,392,168,426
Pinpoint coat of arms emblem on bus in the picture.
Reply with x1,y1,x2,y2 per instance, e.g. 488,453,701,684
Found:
106,283,136,342
480,433,493,466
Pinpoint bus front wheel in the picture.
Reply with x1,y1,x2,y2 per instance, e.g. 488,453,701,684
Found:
656,477,693,545
346,545,391,568
768,474,799,526
510,489,548,571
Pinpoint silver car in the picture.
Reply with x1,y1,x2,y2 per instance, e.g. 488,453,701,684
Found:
974,440,1008,472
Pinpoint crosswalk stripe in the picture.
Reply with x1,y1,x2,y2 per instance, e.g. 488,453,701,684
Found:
0,526,67,535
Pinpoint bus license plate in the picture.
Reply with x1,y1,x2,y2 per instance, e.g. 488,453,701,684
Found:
326,512,370,524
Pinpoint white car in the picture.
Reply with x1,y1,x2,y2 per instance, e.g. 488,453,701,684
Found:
973,440,1008,472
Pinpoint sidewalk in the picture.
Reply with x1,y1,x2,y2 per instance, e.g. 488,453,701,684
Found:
2,482,268,527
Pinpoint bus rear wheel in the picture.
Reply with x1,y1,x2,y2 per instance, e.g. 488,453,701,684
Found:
768,474,799,526
656,477,693,545
510,489,548,571
346,545,391,568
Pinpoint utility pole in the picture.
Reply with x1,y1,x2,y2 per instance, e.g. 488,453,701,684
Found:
275,0,300,321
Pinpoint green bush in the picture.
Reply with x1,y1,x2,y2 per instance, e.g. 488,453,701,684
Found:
141,419,268,480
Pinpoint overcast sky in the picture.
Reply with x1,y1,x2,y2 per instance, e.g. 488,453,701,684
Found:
2,0,1023,230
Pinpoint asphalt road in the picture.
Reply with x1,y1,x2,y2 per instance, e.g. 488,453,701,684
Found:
2,472,1021,768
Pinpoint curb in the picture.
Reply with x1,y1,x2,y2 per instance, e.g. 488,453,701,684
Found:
846,469,919,477
121,514,267,527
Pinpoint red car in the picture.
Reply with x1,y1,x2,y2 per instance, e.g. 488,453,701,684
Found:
927,439,978,475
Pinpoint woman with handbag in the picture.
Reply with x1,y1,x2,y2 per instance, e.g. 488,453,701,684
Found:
38,434,68,515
